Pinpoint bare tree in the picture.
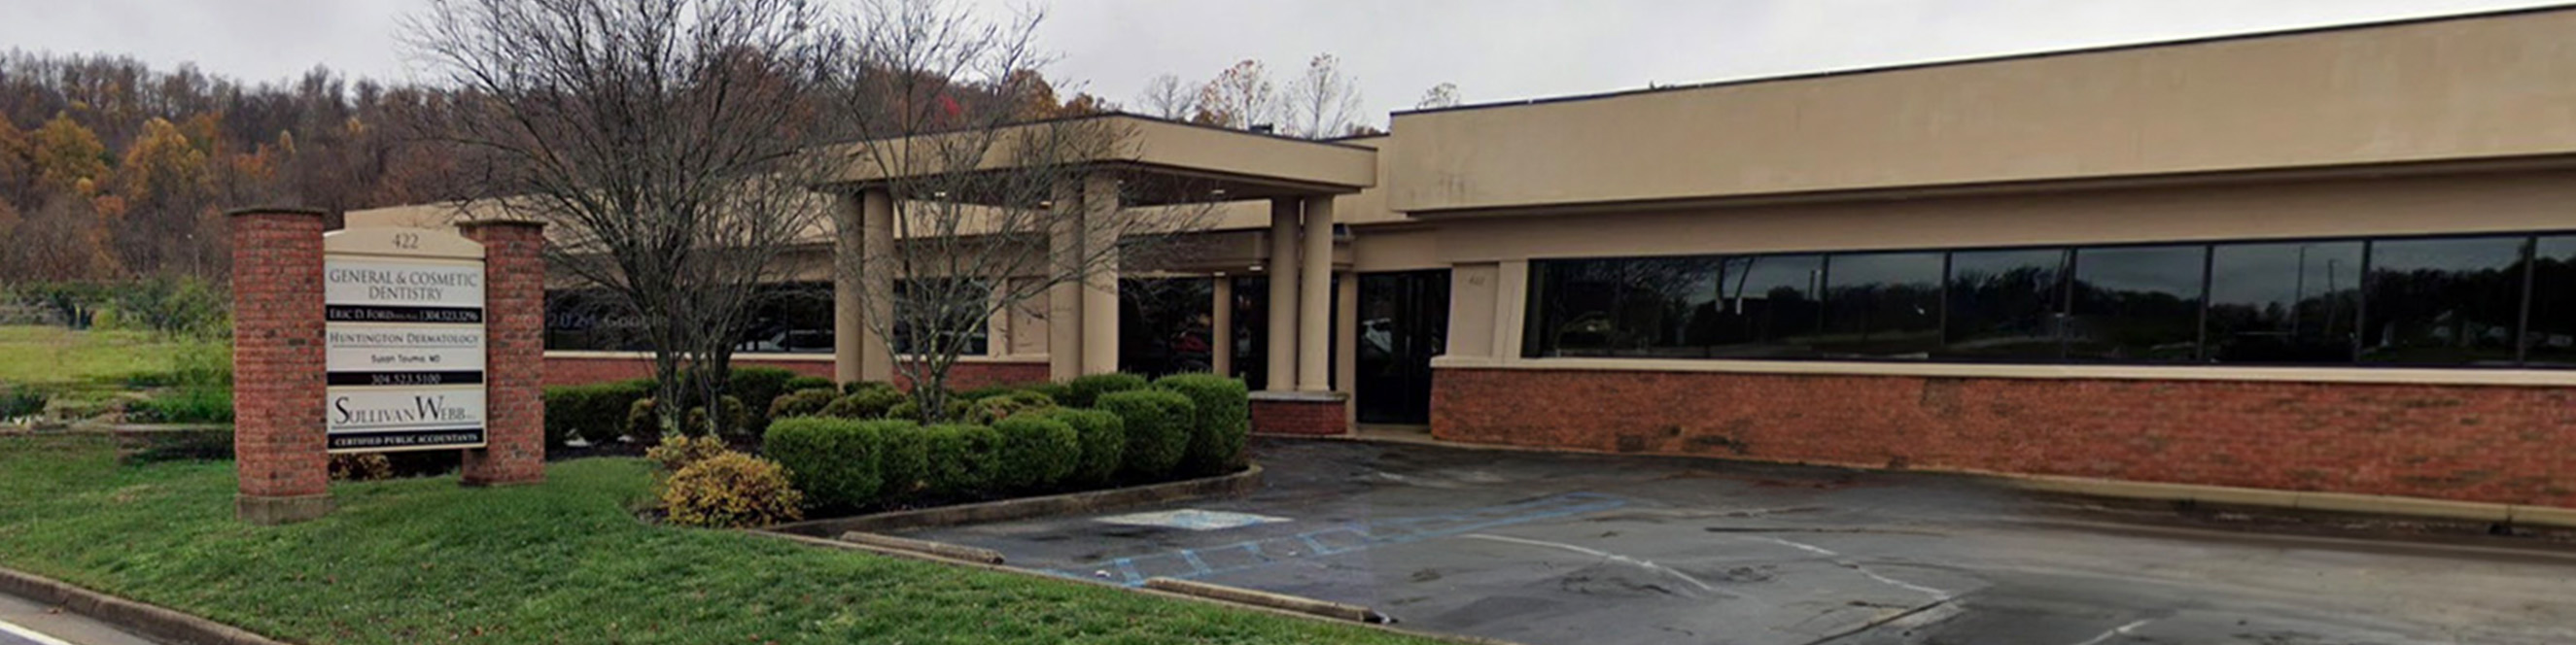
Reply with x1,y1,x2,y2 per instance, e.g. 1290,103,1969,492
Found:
1416,82,1461,110
1134,73,1196,119
832,0,1217,420
1282,53,1361,139
406,0,845,438
1191,59,1276,130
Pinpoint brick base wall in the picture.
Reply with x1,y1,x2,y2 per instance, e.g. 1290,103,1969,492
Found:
1252,394,1350,436
1432,367,2576,508
542,355,1049,391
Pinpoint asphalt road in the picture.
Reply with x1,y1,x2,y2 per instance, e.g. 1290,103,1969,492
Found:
0,593,157,645
903,439,2576,645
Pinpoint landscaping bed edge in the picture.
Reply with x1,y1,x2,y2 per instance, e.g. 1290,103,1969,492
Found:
765,462,1264,536
0,565,288,645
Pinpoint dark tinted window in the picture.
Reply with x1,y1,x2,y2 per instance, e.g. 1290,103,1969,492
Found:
1120,277,1215,379
1710,255,1824,357
544,289,644,352
892,279,989,356
1820,252,1942,358
1524,256,1722,358
2207,241,2361,363
2363,237,2525,365
2527,236,2576,366
1941,249,2067,359
2067,246,2207,361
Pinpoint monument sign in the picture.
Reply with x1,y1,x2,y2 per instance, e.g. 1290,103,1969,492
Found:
320,228,489,453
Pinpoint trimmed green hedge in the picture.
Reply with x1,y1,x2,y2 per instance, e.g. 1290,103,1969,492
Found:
545,380,654,444
1062,373,1149,408
1097,389,1193,481
728,367,802,431
819,388,906,419
920,424,1001,497
1036,407,1124,488
875,421,930,499
1155,373,1249,475
968,390,1056,424
782,375,835,393
767,388,839,421
991,416,1079,492
765,417,910,511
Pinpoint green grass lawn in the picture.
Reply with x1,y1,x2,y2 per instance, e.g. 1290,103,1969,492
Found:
0,435,1433,644
0,324,196,388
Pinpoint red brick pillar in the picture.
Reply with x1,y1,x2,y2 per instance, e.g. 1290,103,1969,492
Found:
460,220,547,486
228,207,332,525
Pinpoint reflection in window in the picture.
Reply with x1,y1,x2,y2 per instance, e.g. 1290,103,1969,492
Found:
1942,249,2067,359
891,279,989,356
2364,237,2525,365
544,289,645,352
2528,236,2576,366
1121,277,1215,379
736,282,837,354
2207,241,2361,363
2067,246,2207,361
1231,278,1269,390
1524,256,1722,357
1821,252,1942,358
1710,255,1824,357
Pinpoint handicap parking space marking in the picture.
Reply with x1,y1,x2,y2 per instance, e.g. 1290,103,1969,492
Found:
1045,492,1632,587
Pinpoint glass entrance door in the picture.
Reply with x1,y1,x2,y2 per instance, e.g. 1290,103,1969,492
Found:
1356,270,1449,424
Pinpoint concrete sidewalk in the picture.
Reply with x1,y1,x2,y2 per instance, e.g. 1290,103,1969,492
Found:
903,439,2576,645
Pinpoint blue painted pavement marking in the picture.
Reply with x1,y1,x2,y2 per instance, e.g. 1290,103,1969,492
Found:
1045,492,1630,586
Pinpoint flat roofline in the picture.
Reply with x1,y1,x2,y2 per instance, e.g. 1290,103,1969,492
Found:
825,111,1380,153
1391,2,2576,119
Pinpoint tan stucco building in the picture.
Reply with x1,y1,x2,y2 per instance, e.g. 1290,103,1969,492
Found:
351,6,2576,510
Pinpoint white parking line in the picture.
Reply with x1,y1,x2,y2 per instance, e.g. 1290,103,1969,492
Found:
2071,619,2152,645
1740,535,1952,600
1462,533,1736,599
0,619,78,645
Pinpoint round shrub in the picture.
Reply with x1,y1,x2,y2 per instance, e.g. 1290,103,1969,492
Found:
1062,373,1149,408
1154,373,1250,475
727,366,802,426
625,398,664,442
1037,408,1123,488
991,415,1079,491
767,388,839,422
659,452,804,528
873,421,931,499
919,424,1002,497
1025,381,1073,406
954,384,1022,402
1096,389,1193,481
783,375,836,393
685,395,751,438
764,417,907,511
820,387,907,419
968,390,1057,424
329,454,393,482
842,380,898,396
888,396,974,423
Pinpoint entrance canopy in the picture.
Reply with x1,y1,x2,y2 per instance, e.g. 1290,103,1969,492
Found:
815,114,1377,205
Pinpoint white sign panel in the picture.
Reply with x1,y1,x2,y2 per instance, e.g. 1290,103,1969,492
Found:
326,326,486,386
327,388,487,452
325,259,486,323
322,240,488,454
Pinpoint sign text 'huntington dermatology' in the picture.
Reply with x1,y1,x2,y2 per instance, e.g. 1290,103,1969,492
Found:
323,249,488,453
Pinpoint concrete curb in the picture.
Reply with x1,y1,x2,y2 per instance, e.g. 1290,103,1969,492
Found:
834,531,1006,563
746,530,1527,645
1143,578,1392,624
1301,433,2576,529
766,463,1264,536
0,566,287,645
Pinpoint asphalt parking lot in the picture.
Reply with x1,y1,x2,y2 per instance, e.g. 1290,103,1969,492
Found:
901,438,2576,645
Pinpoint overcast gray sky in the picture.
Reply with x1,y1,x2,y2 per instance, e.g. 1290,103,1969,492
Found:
5,0,2563,124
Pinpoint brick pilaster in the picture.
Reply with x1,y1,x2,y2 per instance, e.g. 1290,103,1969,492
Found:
227,207,332,525
460,220,547,486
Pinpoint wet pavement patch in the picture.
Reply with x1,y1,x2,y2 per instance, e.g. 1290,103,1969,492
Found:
903,439,2576,645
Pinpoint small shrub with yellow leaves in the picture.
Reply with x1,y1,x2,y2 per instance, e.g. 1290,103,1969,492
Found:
329,454,394,482
659,452,804,528
644,434,729,472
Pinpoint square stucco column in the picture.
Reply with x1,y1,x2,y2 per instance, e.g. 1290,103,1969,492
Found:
460,220,546,487
1297,196,1336,392
226,207,332,525
831,191,865,384
1265,198,1302,390
1209,278,1234,377
1049,183,1085,381
858,188,897,383
1080,174,1122,375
